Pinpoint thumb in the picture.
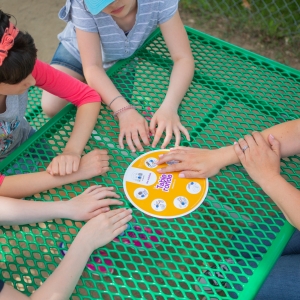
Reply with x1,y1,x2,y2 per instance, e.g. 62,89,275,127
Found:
268,134,280,156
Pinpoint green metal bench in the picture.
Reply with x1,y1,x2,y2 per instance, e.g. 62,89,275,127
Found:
0,27,299,299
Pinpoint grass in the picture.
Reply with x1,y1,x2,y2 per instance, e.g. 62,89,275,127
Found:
180,0,300,38
179,0,300,69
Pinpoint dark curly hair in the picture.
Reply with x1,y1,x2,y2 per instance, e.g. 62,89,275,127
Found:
0,10,37,84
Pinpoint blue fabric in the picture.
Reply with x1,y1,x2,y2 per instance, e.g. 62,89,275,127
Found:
51,42,84,77
84,0,114,15
255,230,300,300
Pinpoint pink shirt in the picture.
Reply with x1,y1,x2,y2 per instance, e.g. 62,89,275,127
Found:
32,59,101,106
0,60,101,185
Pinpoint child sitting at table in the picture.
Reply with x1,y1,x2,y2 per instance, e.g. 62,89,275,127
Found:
0,204,132,300
42,0,194,152
0,10,110,198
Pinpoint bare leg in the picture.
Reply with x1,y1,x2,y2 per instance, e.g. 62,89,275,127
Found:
41,64,85,117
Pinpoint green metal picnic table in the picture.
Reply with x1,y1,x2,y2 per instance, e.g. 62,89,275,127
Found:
0,27,299,299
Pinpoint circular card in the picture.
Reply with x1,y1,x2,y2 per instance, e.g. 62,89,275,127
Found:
123,150,209,219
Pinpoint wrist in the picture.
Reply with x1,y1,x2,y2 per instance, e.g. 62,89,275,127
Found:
62,147,82,157
59,201,72,219
160,101,179,112
110,97,129,112
216,146,239,168
68,233,94,258
75,227,97,254
114,105,136,119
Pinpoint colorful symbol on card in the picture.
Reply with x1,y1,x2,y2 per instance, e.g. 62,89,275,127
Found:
134,188,149,200
174,196,189,209
145,157,158,168
151,199,166,211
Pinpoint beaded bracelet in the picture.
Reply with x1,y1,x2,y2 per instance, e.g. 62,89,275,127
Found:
108,95,124,108
113,105,136,118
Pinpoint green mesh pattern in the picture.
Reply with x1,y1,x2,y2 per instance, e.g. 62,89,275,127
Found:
25,87,50,130
0,27,299,299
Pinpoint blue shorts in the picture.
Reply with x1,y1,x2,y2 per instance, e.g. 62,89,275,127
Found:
51,42,84,77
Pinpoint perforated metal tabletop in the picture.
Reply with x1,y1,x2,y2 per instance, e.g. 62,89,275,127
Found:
0,27,299,299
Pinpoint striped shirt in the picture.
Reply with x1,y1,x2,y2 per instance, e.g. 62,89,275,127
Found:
58,0,179,69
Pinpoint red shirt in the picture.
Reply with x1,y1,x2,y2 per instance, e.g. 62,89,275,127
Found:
0,60,101,185
32,59,101,106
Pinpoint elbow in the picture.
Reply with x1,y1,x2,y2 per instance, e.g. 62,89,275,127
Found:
174,55,195,71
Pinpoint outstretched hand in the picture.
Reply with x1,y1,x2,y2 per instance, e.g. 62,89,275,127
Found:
150,107,190,149
78,207,133,251
118,109,150,152
65,185,123,221
157,146,224,178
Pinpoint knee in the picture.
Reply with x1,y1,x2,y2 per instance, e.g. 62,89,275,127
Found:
41,91,67,118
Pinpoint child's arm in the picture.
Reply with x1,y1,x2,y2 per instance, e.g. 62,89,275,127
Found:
33,59,101,175
0,185,122,226
150,10,194,149
75,29,150,153
47,102,101,176
0,149,109,198
0,208,132,300
234,132,300,230
157,119,300,178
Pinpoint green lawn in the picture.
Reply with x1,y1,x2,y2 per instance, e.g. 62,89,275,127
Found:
180,0,300,37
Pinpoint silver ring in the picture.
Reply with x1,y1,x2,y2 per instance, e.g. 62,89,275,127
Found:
242,145,249,152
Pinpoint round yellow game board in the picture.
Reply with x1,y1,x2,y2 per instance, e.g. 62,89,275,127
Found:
123,149,209,219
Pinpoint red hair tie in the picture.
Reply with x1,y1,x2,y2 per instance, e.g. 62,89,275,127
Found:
0,22,19,66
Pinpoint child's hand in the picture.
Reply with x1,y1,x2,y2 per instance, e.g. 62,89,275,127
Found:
78,207,133,251
157,147,224,178
49,149,110,179
150,107,190,149
47,151,81,176
118,109,150,152
65,185,123,221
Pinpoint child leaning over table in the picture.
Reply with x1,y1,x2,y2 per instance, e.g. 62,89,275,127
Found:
42,0,194,152
0,10,111,199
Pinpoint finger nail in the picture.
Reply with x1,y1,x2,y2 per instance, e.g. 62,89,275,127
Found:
179,173,185,178
159,154,163,157
157,168,162,172
105,207,110,211
270,134,274,139
119,201,124,205
128,209,133,213
234,142,237,145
